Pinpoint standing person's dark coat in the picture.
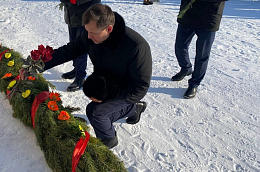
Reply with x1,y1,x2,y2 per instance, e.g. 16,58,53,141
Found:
61,0,100,27
177,0,226,31
60,0,100,92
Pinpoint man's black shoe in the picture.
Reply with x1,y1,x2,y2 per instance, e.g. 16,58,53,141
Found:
183,86,198,99
126,101,147,124
67,78,85,92
171,70,193,81
61,69,76,79
101,135,118,149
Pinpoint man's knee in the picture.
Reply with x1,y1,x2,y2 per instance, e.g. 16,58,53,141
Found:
86,102,96,118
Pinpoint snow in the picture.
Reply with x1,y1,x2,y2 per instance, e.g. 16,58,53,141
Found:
0,0,259,171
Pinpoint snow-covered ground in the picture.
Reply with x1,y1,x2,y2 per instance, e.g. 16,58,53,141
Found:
0,0,259,171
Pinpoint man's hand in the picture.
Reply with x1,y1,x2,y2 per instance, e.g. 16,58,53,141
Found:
89,97,102,103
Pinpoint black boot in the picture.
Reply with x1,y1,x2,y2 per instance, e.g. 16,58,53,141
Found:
126,101,147,124
183,85,198,99
67,78,85,92
101,135,118,149
171,70,192,81
61,69,76,79
143,0,153,5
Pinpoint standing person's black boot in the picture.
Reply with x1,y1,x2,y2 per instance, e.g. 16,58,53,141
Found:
143,0,153,5
126,101,147,124
61,69,76,79
171,69,193,81
183,85,198,99
67,78,85,92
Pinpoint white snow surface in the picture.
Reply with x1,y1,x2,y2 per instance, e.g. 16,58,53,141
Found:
0,0,260,171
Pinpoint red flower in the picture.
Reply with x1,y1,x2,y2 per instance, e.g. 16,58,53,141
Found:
30,45,54,62
38,45,46,54
31,50,41,60
41,45,54,62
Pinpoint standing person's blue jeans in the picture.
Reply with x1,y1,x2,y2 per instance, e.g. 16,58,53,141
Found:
68,26,88,80
175,24,216,87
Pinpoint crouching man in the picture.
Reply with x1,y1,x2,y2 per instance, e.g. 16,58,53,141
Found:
44,4,152,149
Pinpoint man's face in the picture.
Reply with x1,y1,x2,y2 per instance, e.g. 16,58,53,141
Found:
84,20,113,44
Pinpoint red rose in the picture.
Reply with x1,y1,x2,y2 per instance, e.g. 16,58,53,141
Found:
30,45,54,62
31,50,41,60
38,45,46,55
41,45,54,62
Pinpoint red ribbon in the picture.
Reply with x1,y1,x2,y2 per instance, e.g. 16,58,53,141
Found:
0,49,12,61
31,91,50,128
70,0,77,4
72,131,90,172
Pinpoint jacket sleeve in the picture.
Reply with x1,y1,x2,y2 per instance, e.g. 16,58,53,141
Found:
76,0,93,5
122,41,152,103
60,0,93,5
60,0,72,5
44,32,88,71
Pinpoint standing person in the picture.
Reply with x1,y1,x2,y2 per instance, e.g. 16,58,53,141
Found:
60,0,100,92
44,4,152,149
171,0,228,98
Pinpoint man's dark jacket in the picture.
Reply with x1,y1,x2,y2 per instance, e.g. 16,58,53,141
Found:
177,0,227,31
44,12,152,104
60,0,100,27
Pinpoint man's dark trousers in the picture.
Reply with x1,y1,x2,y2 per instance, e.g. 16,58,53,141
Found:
68,26,88,80
175,24,216,87
86,99,136,140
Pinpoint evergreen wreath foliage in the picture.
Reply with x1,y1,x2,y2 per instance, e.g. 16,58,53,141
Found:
0,45,127,172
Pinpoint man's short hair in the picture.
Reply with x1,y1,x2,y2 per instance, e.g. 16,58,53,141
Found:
82,4,115,29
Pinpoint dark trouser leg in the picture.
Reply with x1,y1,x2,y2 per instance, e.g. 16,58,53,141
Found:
86,99,135,140
188,31,216,87
68,26,87,80
175,24,195,73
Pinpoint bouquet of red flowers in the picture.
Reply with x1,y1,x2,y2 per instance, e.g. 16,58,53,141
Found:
22,45,54,78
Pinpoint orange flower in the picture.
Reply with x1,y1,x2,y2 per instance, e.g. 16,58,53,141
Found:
28,76,36,80
58,111,70,120
50,92,61,101
47,101,59,111
1,73,12,79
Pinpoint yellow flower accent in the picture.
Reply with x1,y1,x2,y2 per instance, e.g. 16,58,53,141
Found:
5,53,11,58
79,125,85,136
7,80,17,89
22,90,31,98
7,59,14,67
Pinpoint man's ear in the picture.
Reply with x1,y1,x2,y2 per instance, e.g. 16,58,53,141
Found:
107,25,113,34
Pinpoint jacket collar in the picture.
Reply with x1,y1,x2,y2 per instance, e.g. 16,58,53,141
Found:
102,12,126,50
